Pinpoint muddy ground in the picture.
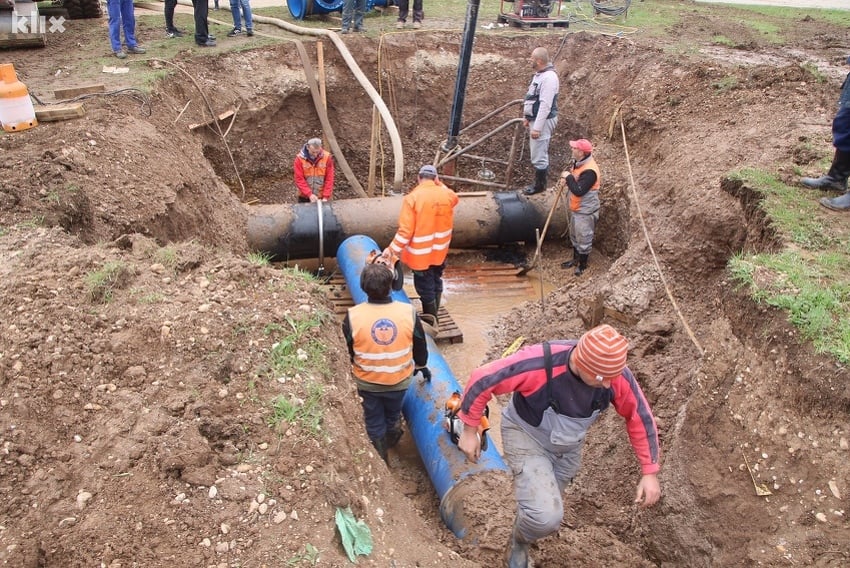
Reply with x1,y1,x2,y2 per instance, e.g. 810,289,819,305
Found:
1,3,850,567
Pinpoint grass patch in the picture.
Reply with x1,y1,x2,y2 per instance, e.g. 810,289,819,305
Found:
268,380,325,437
248,251,273,266
712,76,738,92
265,309,332,378
727,169,850,364
85,260,131,303
801,62,827,84
711,34,735,47
154,245,180,271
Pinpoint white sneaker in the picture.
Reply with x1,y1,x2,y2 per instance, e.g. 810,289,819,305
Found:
395,21,404,29
413,21,421,29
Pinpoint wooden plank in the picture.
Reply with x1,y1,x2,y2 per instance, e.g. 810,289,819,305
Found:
188,109,235,131
34,103,86,122
53,84,105,99
0,32,45,48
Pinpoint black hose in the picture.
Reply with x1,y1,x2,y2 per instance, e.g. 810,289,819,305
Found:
590,0,631,17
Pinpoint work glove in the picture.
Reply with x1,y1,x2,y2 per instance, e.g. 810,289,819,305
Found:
415,366,432,382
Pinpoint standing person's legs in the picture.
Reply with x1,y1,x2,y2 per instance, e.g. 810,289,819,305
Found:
240,0,253,33
106,0,123,53
341,0,355,31
164,0,178,32
120,0,138,48
228,0,242,33
192,0,210,44
571,211,597,276
413,265,441,323
353,0,366,30
411,0,423,23
396,0,409,24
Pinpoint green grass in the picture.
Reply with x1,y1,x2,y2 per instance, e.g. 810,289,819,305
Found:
711,34,735,47
248,251,273,266
85,260,130,303
712,76,738,92
265,309,332,378
727,169,850,364
154,245,180,271
268,380,325,437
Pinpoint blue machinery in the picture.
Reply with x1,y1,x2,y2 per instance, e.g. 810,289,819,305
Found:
336,234,510,538
287,0,389,19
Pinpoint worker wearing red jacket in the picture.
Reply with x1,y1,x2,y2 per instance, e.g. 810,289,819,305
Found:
294,138,335,203
385,164,459,328
456,325,661,568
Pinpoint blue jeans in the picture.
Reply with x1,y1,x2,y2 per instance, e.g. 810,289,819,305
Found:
342,0,366,30
230,0,253,30
107,0,138,52
359,389,406,440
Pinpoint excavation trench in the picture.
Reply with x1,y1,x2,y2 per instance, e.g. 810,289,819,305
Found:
170,31,850,567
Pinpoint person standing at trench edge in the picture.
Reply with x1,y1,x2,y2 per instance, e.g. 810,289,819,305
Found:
800,55,850,210
560,138,600,276
384,165,459,330
522,46,560,196
341,261,430,463
455,324,661,568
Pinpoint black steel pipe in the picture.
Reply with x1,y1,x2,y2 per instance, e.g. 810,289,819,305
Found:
247,191,567,261
443,0,481,153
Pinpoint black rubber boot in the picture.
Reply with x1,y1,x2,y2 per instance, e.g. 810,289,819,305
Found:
506,524,530,568
801,149,850,191
820,191,850,211
523,168,548,195
422,300,439,327
561,247,579,269
370,436,388,463
386,425,404,448
574,253,589,276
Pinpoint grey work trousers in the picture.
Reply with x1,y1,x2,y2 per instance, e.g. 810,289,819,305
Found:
501,418,582,542
529,116,558,170
569,209,599,255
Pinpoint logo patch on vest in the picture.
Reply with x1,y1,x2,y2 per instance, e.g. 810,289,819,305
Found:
371,318,398,345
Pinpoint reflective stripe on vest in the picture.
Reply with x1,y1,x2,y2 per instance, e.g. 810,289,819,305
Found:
390,180,458,271
349,302,416,386
569,156,601,212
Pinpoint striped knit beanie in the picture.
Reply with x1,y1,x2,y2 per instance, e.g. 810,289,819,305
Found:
572,324,629,381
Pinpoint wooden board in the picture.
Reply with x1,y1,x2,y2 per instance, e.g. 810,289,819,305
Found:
0,32,45,48
53,84,105,99
188,109,235,131
496,13,570,28
34,103,86,122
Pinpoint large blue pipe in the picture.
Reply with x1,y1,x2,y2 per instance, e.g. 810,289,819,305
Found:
336,234,509,538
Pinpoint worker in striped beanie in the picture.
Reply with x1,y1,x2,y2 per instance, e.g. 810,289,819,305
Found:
455,324,661,568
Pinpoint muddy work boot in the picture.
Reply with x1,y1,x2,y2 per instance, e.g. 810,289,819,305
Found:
560,247,579,269
801,149,850,191
421,300,439,328
820,191,850,211
506,526,530,568
523,168,548,196
370,436,388,463
574,253,588,276
386,426,404,448
800,174,847,191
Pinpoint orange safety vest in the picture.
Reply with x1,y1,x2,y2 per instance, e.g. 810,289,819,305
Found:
389,180,459,271
348,301,416,386
569,156,601,212
296,152,332,198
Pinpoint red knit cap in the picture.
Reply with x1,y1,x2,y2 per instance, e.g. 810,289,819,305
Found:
572,324,629,381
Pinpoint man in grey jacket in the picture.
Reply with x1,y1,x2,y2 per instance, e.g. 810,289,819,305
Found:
522,47,560,196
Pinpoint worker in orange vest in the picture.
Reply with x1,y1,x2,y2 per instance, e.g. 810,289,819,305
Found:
560,139,600,276
294,138,335,203
385,165,459,328
342,261,430,462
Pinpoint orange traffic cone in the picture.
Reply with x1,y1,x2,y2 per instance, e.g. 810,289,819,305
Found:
0,63,37,132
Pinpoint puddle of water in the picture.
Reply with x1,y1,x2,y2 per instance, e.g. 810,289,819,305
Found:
432,268,555,452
